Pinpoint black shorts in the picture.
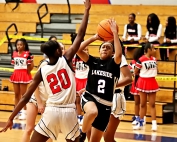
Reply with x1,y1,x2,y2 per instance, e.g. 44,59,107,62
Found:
81,93,111,131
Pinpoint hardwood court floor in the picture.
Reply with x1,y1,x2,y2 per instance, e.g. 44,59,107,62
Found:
0,111,177,142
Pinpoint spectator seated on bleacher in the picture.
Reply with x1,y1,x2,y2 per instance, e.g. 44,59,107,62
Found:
142,13,162,46
160,16,177,61
122,13,142,45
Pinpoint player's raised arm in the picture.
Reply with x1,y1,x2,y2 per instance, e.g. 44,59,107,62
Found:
109,19,122,64
64,0,91,62
0,71,42,132
77,34,101,62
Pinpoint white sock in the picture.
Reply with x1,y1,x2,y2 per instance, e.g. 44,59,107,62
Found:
152,120,157,126
144,116,146,121
135,116,139,118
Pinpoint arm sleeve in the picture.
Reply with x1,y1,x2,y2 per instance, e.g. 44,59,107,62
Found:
148,24,162,42
145,31,149,39
135,60,142,69
122,24,127,40
133,24,142,41
171,39,177,43
27,52,33,65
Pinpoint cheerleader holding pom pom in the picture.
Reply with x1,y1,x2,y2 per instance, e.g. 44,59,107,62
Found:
10,38,34,120
133,43,159,131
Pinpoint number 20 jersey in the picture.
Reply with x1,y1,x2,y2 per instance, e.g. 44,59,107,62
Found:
85,55,120,103
40,56,76,107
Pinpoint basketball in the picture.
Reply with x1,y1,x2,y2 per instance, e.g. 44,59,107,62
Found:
97,19,114,41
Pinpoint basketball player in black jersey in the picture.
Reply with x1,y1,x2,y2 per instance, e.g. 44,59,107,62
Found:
77,19,122,142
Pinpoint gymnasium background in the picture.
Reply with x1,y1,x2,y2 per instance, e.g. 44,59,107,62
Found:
0,0,177,5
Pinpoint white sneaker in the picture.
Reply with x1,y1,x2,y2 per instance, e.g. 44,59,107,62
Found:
151,125,157,132
133,119,144,130
132,119,138,125
18,113,26,120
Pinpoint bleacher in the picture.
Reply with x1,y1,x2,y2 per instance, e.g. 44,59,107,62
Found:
0,3,177,123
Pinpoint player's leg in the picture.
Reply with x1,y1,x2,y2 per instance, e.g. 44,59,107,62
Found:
89,127,103,142
104,92,125,142
19,83,28,120
132,95,140,124
21,103,38,142
148,92,157,131
86,127,91,141
13,83,20,107
30,130,50,142
81,95,98,133
104,115,120,142
133,92,147,130
90,102,111,142
13,83,21,119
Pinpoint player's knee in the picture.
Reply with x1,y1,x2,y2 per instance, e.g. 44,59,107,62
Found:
25,126,34,135
86,109,98,119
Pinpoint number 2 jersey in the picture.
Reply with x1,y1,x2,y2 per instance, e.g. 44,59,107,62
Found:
40,56,76,107
85,55,120,105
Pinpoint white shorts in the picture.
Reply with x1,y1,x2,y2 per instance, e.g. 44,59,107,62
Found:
35,106,80,141
111,91,126,119
29,94,46,107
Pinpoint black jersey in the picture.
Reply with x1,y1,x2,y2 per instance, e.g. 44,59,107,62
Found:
127,23,138,36
85,55,120,103
148,26,159,35
165,30,176,39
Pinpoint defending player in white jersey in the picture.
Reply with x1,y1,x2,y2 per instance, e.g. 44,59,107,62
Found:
104,47,132,142
134,43,159,131
0,0,91,141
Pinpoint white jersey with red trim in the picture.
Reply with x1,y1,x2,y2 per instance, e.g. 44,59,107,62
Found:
11,51,33,70
40,56,76,107
72,56,89,79
136,55,157,77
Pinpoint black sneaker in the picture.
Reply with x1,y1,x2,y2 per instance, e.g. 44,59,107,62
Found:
79,132,86,142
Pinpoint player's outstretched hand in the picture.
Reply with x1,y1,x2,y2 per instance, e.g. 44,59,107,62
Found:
84,0,91,10
0,119,13,133
109,18,119,34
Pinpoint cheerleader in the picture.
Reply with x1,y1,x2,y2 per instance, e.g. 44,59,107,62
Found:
122,13,142,44
10,38,33,120
160,16,177,61
104,44,132,142
143,13,162,45
129,48,146,125
71,33,89,124
133,43,159,131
